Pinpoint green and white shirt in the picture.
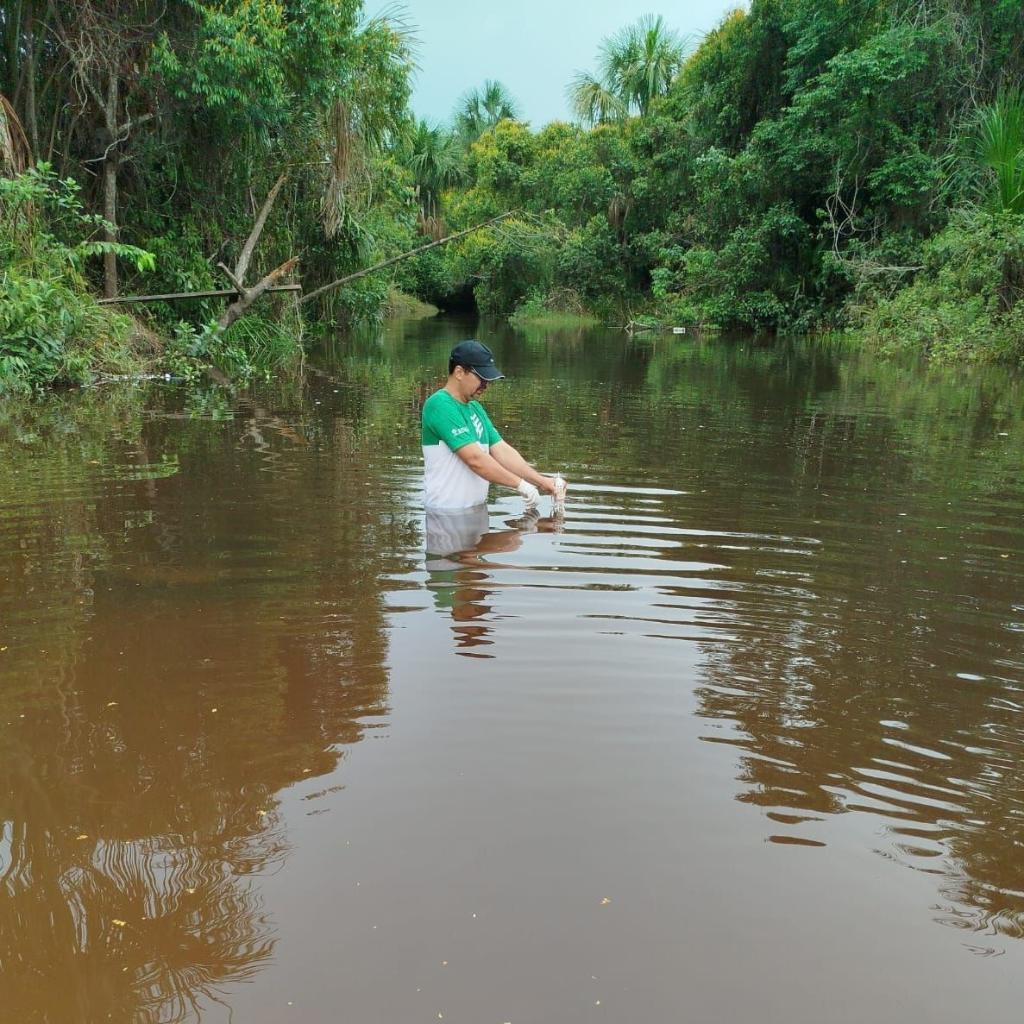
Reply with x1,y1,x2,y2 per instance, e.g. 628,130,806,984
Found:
421,389,502,509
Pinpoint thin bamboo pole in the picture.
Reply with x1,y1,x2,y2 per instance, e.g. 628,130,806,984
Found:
97,284,302,305
299,211,514,306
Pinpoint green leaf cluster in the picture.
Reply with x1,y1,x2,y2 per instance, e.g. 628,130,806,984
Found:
0,166,152,389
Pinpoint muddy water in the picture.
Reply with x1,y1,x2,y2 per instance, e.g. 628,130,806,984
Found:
2,320,1023,1022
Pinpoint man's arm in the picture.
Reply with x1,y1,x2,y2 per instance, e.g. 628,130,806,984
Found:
490,440,558,495
455,442,528,490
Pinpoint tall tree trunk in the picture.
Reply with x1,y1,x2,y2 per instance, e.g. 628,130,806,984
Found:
102,72,119,299
25,9,38,157
6,0,24,103
102,155,118,297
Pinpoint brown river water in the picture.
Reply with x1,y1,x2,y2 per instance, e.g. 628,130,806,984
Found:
2,318,1024,1022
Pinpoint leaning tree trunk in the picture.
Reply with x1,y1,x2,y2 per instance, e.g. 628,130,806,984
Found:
207,174,297,343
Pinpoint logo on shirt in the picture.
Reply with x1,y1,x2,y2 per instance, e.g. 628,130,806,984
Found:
470,413,484,438
451,425,469,437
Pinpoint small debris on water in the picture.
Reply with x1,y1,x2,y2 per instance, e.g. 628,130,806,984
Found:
112,919,126,927
76,834,89,840
211,707,218,713
599,897,611,905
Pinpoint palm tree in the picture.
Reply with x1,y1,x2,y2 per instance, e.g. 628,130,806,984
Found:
974,89,1024,214
566,73,628,127
407,119,465,228
568,14,685,126
321,6,419,241
455,80,520,143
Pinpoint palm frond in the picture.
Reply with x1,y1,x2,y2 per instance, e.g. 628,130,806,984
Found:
974,89,1024,214
582,14,685,120
455,80,520,142
567,72,628,127
362,2,421,70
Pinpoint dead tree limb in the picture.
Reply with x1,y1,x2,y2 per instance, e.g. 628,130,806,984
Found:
204,174,296,339
216,256,299,334
299,211,515,306
235,173,286,283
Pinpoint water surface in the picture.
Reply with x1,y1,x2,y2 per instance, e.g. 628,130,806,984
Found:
2,321,1023,1022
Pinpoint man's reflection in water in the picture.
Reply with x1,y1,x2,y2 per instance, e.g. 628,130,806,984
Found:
424,504,561,657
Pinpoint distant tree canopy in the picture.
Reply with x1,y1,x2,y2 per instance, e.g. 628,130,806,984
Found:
1,0,1023,390
423,0,1024,362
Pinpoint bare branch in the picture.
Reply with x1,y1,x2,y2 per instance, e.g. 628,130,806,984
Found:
217,261,248,295
234,174,287,284
216,256,300,334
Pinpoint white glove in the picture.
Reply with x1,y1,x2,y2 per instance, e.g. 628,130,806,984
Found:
516,478,541,507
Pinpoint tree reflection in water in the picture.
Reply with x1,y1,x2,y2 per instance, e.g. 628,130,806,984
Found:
0,385,410,1021
683,396,1024,942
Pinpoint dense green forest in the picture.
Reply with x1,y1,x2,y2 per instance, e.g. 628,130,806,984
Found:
0,0,1022,390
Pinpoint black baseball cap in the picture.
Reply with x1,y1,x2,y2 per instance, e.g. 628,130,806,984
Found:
449,340,505,381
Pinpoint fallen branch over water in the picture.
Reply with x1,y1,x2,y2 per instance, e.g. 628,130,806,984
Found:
299,211,515,306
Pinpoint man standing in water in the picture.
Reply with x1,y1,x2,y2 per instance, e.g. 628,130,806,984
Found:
422,340,565,510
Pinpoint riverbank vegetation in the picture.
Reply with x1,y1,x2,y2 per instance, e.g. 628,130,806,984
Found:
1,1,1022,391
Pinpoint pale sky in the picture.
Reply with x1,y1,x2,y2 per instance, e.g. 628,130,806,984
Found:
402,0,741,128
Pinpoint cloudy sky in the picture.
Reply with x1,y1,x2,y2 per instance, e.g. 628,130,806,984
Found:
403,0,739,127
